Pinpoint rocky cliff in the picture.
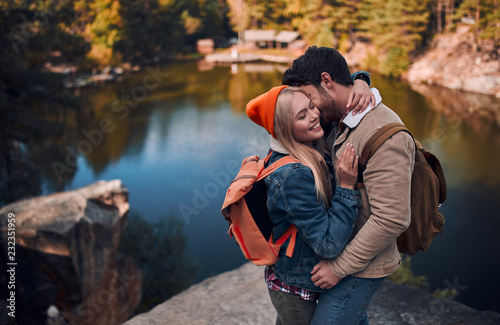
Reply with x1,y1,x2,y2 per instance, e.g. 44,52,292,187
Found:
405,25,500,98
0,180,141,325
125,262,500,325
344,24,500,97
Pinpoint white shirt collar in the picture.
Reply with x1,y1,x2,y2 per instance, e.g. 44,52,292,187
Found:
342,88,382,129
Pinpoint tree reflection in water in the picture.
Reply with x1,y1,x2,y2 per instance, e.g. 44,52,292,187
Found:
0,72,80,206
119,212,199,314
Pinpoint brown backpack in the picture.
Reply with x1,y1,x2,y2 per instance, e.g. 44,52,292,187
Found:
358,123,447,255
221,151,300,265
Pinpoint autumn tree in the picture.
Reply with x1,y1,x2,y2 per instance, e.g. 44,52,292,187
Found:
327,0,363,49
358,0,431,76
226,0,250,41
283,0,336,47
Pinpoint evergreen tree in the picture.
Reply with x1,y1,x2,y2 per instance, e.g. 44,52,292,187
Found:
481,0,499,41
357,0,431,76
287,0,336,47
117,0,186,63
359,0,430,55
327,0,363,47
455,0,499,40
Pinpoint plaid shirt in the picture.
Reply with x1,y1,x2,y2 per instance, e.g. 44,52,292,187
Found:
265,266,320,302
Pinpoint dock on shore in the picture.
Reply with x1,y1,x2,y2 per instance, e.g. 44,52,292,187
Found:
205,52,293,64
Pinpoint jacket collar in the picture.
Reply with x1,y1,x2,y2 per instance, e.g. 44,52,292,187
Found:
270,137,290,154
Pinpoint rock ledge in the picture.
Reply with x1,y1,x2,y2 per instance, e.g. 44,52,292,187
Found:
125,262,500,325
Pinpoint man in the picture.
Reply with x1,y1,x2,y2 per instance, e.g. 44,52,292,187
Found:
283,46,415,324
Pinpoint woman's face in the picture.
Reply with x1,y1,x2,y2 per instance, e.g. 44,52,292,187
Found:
291,92,324,146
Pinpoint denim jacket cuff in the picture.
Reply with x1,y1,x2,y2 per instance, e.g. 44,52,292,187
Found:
335,186,361,203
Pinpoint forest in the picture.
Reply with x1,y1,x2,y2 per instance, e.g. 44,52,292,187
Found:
1,0,498,73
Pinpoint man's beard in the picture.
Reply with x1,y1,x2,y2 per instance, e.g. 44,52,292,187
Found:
318,87,337,124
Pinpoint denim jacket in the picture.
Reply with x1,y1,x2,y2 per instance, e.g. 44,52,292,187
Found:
264,150,361,292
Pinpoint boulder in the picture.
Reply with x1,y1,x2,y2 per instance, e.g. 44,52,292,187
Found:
0,180,141,325
124,262,500,325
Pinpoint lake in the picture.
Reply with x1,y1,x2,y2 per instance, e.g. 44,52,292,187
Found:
3,60,500,313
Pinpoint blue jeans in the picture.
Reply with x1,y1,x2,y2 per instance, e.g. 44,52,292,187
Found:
311,276,386,325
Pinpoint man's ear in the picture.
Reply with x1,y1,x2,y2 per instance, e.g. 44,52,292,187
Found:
320,72,333,89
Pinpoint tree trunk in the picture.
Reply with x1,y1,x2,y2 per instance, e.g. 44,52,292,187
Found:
495,0,499,44
251,0,258,28
445,0,455,33
475,0,480,36
437,0,443,34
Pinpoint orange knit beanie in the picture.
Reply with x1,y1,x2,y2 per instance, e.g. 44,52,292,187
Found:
246,85,289,138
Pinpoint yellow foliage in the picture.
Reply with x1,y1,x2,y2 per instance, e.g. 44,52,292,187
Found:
338,34,351,54
182,10,202,35
84,44,121,68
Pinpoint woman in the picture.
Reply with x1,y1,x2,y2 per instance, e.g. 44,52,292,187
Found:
245,85,364,325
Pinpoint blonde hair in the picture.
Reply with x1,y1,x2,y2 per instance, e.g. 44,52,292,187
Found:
274,87,333,208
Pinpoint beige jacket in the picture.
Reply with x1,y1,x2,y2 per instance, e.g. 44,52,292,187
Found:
327,103,415,279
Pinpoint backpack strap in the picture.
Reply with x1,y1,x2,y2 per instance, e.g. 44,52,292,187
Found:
257,153,301,182
258,151,300,257
358,123,413,187
274,224,298,258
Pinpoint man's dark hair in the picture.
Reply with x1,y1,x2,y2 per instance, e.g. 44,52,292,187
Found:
282,46,353,87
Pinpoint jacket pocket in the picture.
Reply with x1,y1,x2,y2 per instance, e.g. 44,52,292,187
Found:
295,243,321,274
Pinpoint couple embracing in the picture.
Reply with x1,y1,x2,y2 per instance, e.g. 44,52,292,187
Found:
245,46,415,324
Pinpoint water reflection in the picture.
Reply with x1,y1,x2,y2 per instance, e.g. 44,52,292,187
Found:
408,84,500,186
0,87,79,205
410,83,500,132
119,212,199,313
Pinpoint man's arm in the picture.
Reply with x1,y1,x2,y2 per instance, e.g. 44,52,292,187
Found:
312,132,415,287
329,132,415,277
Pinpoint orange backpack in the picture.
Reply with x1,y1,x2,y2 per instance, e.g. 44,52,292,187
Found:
221,151,300,266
